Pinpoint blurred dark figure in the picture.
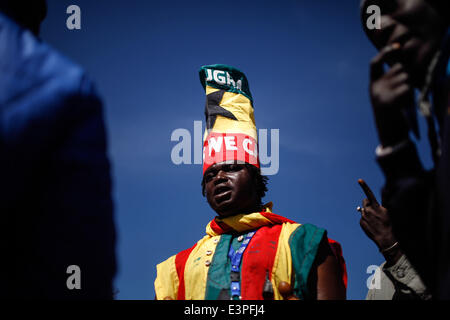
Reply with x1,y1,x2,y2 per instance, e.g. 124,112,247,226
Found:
0,0,116,299
360,0,449,299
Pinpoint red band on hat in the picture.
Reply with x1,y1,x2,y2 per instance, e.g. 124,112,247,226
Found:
203,132,259,174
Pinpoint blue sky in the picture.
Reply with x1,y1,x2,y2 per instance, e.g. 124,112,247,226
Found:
41,0,434,299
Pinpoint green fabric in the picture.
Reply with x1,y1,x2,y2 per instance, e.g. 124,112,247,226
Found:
289,223,326,300
204,233,247,300
199,64,253,102
205,234,231,300
205,225,325,300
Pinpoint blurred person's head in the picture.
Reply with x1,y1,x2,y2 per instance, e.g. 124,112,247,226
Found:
360,0,449,87
0,0,47,35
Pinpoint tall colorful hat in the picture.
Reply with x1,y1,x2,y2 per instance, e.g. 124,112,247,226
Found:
199,64,259,174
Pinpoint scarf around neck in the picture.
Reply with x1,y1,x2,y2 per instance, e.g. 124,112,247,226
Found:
205,202,296,237
204,202,348,288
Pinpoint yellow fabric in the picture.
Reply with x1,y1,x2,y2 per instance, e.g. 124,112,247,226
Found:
271,223,301,300
203,202,302,300
155,203,305,300
183,235,221,300
154,255,178,300
205,202,275,236
203,85,257,141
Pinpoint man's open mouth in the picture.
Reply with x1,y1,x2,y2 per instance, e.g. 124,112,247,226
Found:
214,185,232,202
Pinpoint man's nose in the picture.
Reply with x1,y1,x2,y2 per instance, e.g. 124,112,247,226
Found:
214,170,228,183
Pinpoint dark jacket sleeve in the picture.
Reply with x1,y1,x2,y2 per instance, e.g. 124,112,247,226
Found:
376,140,435,290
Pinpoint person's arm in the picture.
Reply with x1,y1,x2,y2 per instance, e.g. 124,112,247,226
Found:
383,254,432,300
278,238,346,300
358,180,431,300
368,42,428,214
312,236,347,300
278,236,346,300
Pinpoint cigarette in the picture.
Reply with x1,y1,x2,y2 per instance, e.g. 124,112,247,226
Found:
391,42,401,50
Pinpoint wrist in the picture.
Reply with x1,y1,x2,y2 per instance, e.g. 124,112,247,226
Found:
380,242,402,266
375,139,410,157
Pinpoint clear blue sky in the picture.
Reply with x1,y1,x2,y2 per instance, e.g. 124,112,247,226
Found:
41,0,434,299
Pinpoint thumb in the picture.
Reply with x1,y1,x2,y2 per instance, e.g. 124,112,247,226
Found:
278,281,299,300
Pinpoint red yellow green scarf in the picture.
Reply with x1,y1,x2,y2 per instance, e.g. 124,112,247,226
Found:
155,203,347,300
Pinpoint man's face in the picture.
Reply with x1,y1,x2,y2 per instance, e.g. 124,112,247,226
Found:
362,0,447,86
204,162,259,218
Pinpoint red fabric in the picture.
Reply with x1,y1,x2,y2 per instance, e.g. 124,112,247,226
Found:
208,210,348,293
209,218,233,235
175,243,197,300
203,133,260,174
328,238,348,289
209,210,295,236
259,211,296,225
240,225,282,300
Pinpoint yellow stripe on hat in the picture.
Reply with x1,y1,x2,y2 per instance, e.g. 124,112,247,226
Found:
204,85,257,141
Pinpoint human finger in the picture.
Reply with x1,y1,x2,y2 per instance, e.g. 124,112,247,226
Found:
389,71,410,87
359,218,374,238
384,63,404,78
358,179,380,206
392,83,412,97
362,198,371,208
370,43,402,81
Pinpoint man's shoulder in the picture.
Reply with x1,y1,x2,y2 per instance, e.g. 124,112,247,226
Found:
287,223,325,239
0,14,97,107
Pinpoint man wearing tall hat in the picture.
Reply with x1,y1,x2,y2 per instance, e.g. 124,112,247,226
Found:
359,0,450,299
154,65,346,300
